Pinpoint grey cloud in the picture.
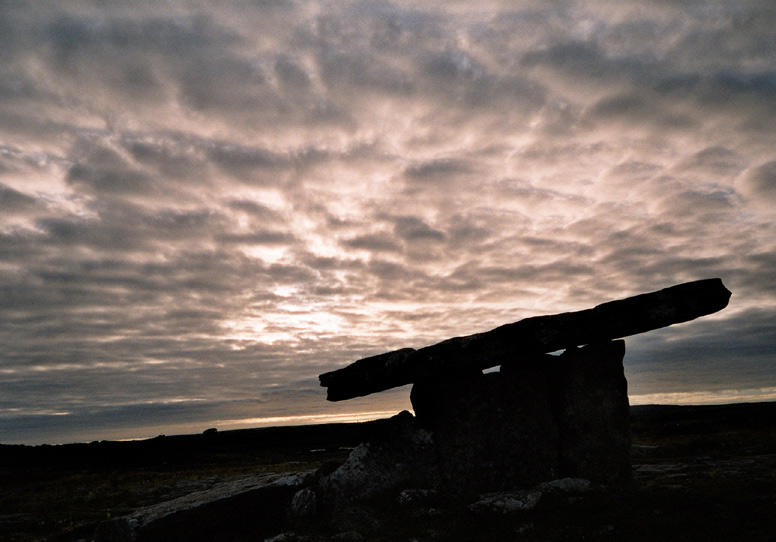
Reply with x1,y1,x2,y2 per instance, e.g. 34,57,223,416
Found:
496,179,590,207
459,262,597,292
31,14,241,120
614,253,727,284
263,262,319,284
676,146,747,177
387,215,446,243
518,235,589,255
658,189,736,220
67,160,157,196
653,71,776,121
206,140,363,183
737,161,776,202
626,308,776,395
46,13,234,57
64,137,217,200
404,158,473,182
326,215,360,229
0,144,59,174
310,5,550,125
0,249,326,379
145,208,221,238
585,91,700,132
514,6,776,139
531,97,583,135
30,214,165,255
521,40,647,81
29,203,218,251
216,231,296,245
1,5,326,137
207,144,284,178
0,183,39,213
44,11,241,77
367,258,420,286
605,160,664,182
420,49,548,112
665,6,776,71
275,55,311,88
448,223,492,244
343,233,401,253
311,8,425,96
733,251,776,295
336,214,451,268
225,198,283,220
177,54,268,113
318,46,415,100
424,49,484,80
126,139,211,183
299,252,366,273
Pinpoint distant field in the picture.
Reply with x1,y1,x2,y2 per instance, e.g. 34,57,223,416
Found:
2,402,776,541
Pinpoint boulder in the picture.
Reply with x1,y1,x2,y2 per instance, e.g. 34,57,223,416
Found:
316,411,437,533
469,491,543,515
318,411,436,505
0,513,41,535
95,472,310,542
330,531,365,542
289,487,318,524
535,477,592,494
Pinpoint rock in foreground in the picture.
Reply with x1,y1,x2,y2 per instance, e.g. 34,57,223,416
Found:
95,472,309,542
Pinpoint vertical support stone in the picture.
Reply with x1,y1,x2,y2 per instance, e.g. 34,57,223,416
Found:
410,340,630,493
411,360,560,493
551,340,631,485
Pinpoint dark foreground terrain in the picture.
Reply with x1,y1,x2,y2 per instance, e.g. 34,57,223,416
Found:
2,401,776,541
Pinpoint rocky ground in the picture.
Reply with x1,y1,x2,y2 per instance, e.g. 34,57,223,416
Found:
2,402,776,541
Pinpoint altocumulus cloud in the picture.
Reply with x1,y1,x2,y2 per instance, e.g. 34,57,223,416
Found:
1,0,775,444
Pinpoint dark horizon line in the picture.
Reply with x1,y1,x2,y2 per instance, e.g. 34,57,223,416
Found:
3,398,775,449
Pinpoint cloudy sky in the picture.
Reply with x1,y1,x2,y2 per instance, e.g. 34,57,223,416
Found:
1,0,775,445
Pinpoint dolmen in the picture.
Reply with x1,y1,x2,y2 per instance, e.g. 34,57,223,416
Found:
96,280,732,541
314,279,731,510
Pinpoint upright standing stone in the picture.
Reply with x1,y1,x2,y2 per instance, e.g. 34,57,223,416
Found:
410,340,630,493
552,341,631,485
411,360,560,493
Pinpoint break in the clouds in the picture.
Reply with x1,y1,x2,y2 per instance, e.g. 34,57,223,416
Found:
1,0,775,444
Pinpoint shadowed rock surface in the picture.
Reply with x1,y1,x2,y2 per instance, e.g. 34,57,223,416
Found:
315,411,438,534
410,340,631,492
4,401,776,541
94,472,310,542
320,279,730,401
553,341,632,484
307,281,729,521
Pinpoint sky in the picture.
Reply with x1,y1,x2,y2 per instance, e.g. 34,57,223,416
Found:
1,0,775,445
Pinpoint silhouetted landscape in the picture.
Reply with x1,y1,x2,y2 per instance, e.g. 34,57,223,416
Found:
2,401,776,541
4,5,776,538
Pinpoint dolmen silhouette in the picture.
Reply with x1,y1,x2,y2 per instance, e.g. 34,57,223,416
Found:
94,280,734,541
318,279,731,494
